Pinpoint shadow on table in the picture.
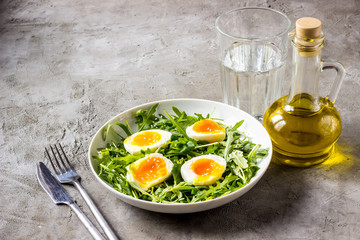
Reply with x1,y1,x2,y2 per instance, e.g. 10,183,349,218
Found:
137,162,309,237
127,141,359,238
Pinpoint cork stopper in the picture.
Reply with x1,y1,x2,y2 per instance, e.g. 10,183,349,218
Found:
296,17,322,39
293,17,324,57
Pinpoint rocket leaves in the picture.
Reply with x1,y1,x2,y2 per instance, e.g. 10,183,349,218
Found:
94,104,268,203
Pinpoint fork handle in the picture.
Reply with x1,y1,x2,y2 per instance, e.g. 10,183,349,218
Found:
73,180,119,240
68,202,105,240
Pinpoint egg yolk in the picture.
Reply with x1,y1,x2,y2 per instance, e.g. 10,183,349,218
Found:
132,131,161,147
192,119,225,134
132,156,168,185
191,158,224,181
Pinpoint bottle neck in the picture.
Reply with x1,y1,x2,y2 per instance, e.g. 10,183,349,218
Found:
285,40,322,113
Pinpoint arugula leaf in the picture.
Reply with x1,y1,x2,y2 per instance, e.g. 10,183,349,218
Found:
102,121,134,141
172,107,184,118
94,104,268,203
171,162,183,185
114,122,133,136
103,123,125,141
223,120,244,161
136,103,159,131
163,109,190,140
247,144,260,163
231,120,244,131
229,150,248,168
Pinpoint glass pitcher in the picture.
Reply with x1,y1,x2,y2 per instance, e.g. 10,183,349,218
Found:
263,17,345,167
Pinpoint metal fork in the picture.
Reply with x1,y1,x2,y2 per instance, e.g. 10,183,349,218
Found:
45,144,118,240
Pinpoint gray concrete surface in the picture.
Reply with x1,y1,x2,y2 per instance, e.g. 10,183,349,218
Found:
1,0,359,239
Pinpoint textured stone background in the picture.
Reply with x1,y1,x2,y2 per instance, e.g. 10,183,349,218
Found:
1,0,359,239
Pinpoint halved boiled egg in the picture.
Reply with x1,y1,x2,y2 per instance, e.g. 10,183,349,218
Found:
126,153,174,191
180,155,226,185
124,129,172,155
186,119,226,143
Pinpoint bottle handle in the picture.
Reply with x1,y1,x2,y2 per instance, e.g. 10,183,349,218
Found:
321,61,346,103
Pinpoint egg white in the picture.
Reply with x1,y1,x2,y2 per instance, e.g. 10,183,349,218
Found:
186,120,226,143
126,153,174,190
124,129,172,155
181,154,226,186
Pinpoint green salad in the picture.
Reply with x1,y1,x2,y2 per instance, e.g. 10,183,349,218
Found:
93,104,268,203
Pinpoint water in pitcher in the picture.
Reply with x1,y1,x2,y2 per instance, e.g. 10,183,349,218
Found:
220,43,285,119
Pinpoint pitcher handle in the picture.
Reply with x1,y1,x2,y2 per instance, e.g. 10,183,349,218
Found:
321,61,346,103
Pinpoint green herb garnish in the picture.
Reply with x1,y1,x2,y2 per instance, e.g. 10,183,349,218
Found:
93,104,268,203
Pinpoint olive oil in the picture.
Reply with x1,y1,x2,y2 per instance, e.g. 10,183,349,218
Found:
263,94,342,167
263,17,345,167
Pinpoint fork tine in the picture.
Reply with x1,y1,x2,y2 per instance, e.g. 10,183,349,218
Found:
54,144,71,172
49,145,65,174
58,143,75,171
45,147,60,175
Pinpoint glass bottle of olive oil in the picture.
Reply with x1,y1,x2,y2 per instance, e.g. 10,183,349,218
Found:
263,17,345,167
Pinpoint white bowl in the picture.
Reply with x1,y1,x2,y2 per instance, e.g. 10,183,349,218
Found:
88,98,272,214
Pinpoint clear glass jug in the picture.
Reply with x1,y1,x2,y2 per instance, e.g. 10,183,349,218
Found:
263,17,345,167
